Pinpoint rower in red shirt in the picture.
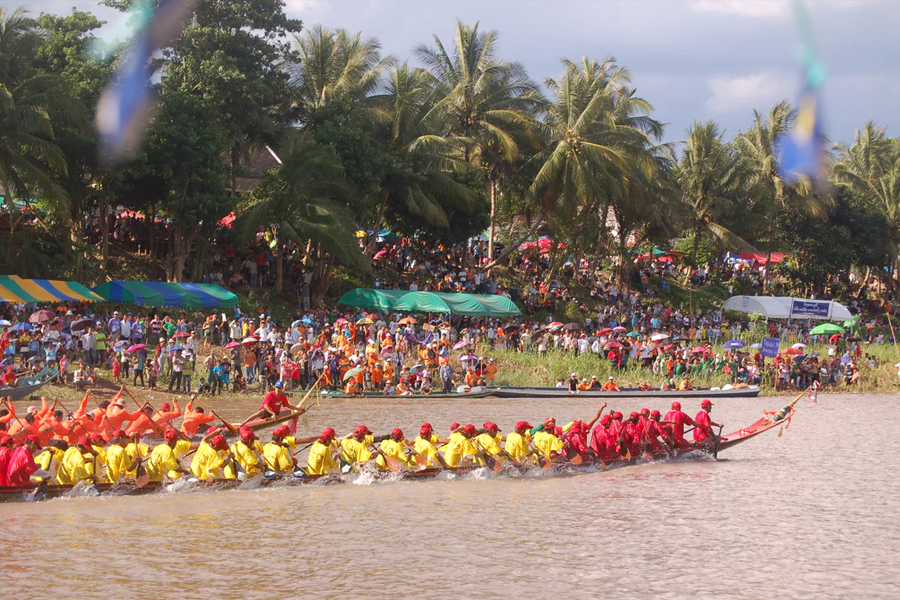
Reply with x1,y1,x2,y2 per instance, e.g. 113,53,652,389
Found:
693,399,723,443
240,381,304,426
589,415,614,456
645,410,672,453
563,421,590,459
7,435,49,486
0,435,13,486
663,401,695,448
620,412,643,457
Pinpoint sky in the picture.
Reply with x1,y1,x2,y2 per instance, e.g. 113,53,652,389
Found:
8,0,900,145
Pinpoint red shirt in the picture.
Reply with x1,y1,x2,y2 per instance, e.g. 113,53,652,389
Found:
260,391,289,414
590,425,612,454
0,446,11,486
645,420,668,451
694,410,713,442
664,410,695,447
7,446,38,487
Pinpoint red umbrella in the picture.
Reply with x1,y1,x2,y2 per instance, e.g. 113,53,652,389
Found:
29,310,55,324
605,341,623,348
373,250,388,259
782,347,802,355
612,326,627,333
453,340,469,350
690,347,707,354
173,331,191,338
127,344,147,353
225,341,241,349
598,327,613,335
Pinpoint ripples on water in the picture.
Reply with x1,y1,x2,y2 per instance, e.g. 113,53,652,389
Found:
2,394,899,599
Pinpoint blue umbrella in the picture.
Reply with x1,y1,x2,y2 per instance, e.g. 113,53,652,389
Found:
722,339,746,349
11,323,34,332
291,319,303,328
301,317,313,324
170,345,185,351
113,340,128,351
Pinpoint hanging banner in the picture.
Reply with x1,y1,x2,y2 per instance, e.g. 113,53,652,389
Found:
761,337,781,358
790,300,831,319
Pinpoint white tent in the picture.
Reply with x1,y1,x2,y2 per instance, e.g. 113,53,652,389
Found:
722,296,853,321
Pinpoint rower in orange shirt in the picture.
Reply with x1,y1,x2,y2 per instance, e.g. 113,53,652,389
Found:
180,397,216,437
125,405,164,438
105,392,141,432
152,400,181,428
603,377,621,392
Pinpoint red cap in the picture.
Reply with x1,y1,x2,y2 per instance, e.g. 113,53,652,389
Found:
354,425,372,436
570,422,581,434
629,411,639,419
600,415,611,425
112,429,127,438
391,428,403,439
164,429,178,442
160,402,171,411
515,421,532,432
614,411,623,420
450,422,461,431
420,423,433,435
321,427,336,441
26,434,42,447
0,435,11,445
650,410,661,418
544,417,556,426
90,433,104,444
240,429,258,442
701,399,713,408
273,425,290,438
483,422,500,432
640,408,650,416
212,435,228,451
77,435,91,447
462,424,477,435
206,426,219,435
671,401,681,410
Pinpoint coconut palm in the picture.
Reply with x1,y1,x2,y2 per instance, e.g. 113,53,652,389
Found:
675,120,748,264
284,25,393,128
832,121,896,206
530,57,662,235
415,20,543,259
238,133,366,293
365,62,478,253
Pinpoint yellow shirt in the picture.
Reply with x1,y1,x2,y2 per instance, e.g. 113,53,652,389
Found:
124,442,150,478
306,440,337,476
105,444,131,483
146,443,182,482
532,430,563,458
263,441,293,474
473,433,503,456
443,437,478,468
376,438,413,470
227,440,264,478
413,435,441,466
340,437,372,464
503,432,531,462
191,442,229,480
34,448,64,482
57,446,92,484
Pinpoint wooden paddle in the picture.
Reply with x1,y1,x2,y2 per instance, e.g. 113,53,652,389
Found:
212,411,240,436
370,444,402,473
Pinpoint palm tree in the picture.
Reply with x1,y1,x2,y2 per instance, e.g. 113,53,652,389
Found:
0,8,69,258
284,25,393,129
366,62,478,254
530,58,662,257
415,20,543,260
238,133,367,294
675,120,747,265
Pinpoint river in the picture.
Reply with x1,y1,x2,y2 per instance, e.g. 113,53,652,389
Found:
1,392,898,599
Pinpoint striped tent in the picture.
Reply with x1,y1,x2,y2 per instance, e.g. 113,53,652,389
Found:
0,275,104,303
93,281,238,309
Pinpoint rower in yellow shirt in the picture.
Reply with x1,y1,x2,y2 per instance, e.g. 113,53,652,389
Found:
340,425,374,468
442,424,482,468
33,439,67,483
191,434,233,480
413,423,447,468
84,433,107,480
225,428,266,479
124,432,150,479
503,421,534,462
57,436,97,485
306,427,339,476
146,429,189,483
105,429,139,483
472,422,506,466
532,418,564,459
263,428,296,476
375,428,415,471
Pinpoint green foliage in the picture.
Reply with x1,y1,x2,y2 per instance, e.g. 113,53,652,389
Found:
673,234,716,266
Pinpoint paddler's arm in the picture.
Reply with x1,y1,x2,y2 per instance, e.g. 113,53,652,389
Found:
584,402,608,432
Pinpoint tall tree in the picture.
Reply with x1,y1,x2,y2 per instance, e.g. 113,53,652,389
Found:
675,120,747,265
415,20,543,260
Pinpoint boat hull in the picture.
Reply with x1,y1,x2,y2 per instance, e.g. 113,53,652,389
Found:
492,386,760,399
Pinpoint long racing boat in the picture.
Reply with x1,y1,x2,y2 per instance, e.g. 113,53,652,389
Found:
492,385,760,399
0,396,800,503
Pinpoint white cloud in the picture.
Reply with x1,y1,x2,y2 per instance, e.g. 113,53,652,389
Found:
706,71,793,113
692,0,789,18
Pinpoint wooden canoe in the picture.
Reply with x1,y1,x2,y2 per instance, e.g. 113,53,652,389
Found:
491,386,760,399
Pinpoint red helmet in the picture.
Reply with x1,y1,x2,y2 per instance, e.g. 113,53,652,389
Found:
671,402,681,410
164,429,178,442
614,412,623,420
462,424,477,435
272,425,290,438
420,423,433,435
320,427,336,442
650,410,661,418
640,408,650,416
391,428,403,440
354,425,373,436
629,411,639,419
483,422,500,432
515,421,532,432
212,435,228,451
701,399,713,408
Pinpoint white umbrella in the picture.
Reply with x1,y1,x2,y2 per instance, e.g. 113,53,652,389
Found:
792,343,807,349
650,333,670,342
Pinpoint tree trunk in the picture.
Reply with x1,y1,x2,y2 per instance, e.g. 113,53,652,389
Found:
692,223,702,267
275,239,283,293
170,225,196,283
482,217,545,272
147,204,155,258
190,234,208,281
367,188,390,256
101,196,110,273
487,178,497,261
230,146,239,197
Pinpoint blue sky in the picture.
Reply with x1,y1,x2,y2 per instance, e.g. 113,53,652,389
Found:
10,0,900,144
